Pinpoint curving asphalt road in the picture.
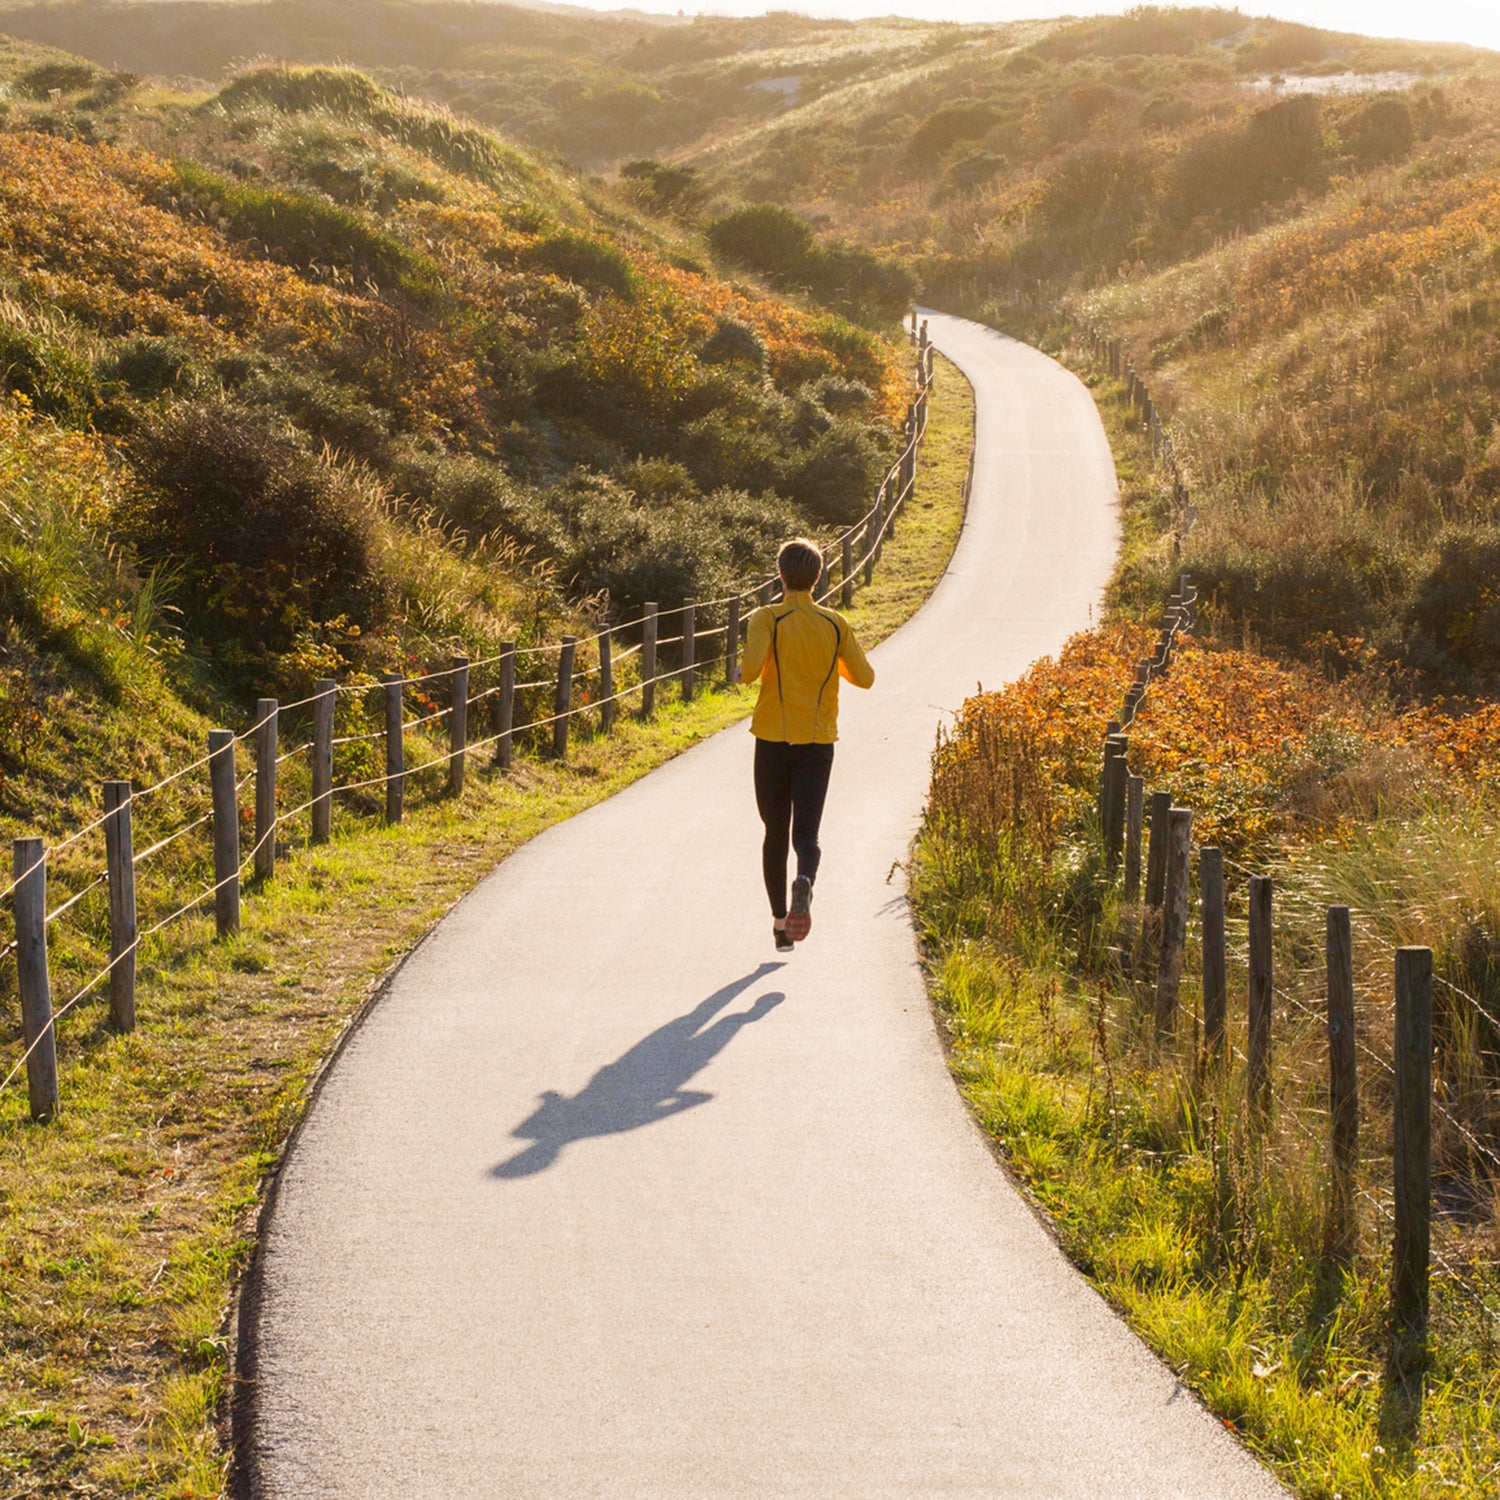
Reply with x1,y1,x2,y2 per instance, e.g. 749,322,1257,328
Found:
244,313,1288,1498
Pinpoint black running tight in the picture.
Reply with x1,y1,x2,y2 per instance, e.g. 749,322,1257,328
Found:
753,739,835,920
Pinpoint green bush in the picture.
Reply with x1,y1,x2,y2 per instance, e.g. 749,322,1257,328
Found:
15,60,98,99
533,232,637,299
784,422,886,526
1407,526,1500,681
170,162,444,300
1337,96,1415,165
708,203,817,284
125,401,385,673
97,336,197,398
699,316,766,371
0,304,97,424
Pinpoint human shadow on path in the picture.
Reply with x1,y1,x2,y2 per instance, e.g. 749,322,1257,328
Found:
490,963,786,1179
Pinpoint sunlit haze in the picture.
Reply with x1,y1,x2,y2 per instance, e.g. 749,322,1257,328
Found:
549,1,1500,53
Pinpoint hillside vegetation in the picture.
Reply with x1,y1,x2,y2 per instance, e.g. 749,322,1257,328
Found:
0,35,908,813
6,4,1500,1497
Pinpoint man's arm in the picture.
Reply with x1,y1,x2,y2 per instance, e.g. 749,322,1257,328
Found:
741,607,772,683
838,625,874,688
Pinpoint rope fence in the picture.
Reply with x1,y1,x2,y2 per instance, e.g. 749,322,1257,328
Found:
1,326,940,1122
1081,339,1488,1391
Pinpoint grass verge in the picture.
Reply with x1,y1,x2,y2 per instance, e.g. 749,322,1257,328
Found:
0,351,973,1499
909,341,1500,1498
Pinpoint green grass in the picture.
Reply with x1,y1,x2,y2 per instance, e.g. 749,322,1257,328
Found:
915,920,1500,1499
0,351,973,1499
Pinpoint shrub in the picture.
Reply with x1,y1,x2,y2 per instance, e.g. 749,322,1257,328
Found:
534,232,637,299
0,300,97,424
618,159,705,215
1338,96,1415,166
1406,526,1500,682
699,316,766,371
784,422,886,526
97,336,197,398
15,61,98,100
709,203,817,284
124,401,384,670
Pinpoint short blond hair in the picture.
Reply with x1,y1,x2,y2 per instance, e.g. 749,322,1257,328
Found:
777,537,822,593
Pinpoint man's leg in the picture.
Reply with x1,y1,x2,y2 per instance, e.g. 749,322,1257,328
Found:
789,743,835,887
753,739,793,920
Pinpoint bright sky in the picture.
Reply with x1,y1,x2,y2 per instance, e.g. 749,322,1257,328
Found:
564,1,1500,53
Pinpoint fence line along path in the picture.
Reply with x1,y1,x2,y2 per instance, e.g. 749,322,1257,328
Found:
243,312,1287,1499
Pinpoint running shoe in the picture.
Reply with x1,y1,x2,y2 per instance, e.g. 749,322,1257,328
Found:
773,925,795,953
786,876,813,942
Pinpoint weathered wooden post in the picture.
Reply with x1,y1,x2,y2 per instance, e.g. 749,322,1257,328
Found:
208,729,240,938
1104,735,1128,869
874,481,888,567
553,636,576,759
641,604,658,718
1144,790,1172,909
681,600,696,703
759,580,775,608
449,655,469,797
1154,808,1192,1050
103,780,137,1033
13,837,59,1122
311,678,335,845
1124,774,1144,900
382,676,404,826
494,644,516,771
1392,946,1432,1355
1326,905,1359,1255
1139,789,1173,976
841,532,854,608
1200,846,1226,1064
600,630,616,730
1098,726,1118,828
1248,875,1274,1121
254,698,277,881
725,600,740,685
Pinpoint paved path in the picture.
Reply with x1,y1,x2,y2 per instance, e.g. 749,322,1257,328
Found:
245,314,1287,1497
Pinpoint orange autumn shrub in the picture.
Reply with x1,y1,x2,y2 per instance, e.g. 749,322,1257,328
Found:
1396,700,1500,790
929,622,1153,863
1126,640,1381,850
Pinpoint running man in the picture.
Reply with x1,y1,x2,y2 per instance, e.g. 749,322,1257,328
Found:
740,538,875,952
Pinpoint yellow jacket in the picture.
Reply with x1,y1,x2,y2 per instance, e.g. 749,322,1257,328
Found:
741,591,874,744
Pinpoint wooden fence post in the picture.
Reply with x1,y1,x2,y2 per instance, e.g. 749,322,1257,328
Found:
103,780,137,1033
382,676,404,826
449,655,469,797
208,729,240,938
494,644,516,771
1144,790,1172,909
681,600,696,703
554,636,576,759
641,604,658,718
1326,905,1359,1255
254,698,277,882
759,580,775,608
725,599,740,685
311,678,335,844
1154,808,1192,1050
1124,774,1144,900
13,837,59,1123
1104,736,1128,868
841,532,854,608
1200,846,1226,1064
600,630,616,730
1392,947,1432,1359
1248,875,1273,1121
